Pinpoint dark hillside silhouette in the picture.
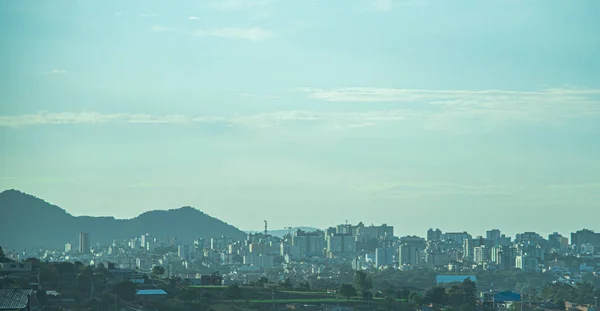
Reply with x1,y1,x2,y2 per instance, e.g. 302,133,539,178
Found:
0,189,246,249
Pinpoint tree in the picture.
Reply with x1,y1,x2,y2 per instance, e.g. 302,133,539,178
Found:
447,285,464,307
362,290,373,301
339,284,357,302
112,281,136,301
280,277,293,290
39,266,59,288
461,278,478,311
425,286,448,305
409,292,423,305
299,281,311,291
256,277,268,287
355,270,373,294
152,265,165,278
381,280,396,297
0,246,12,263
574,282,595,304
36,290,48,306
556,299,566,310
383,296,398,311
396,288,411,300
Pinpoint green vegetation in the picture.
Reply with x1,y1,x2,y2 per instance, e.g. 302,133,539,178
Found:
231,298,358,303
152,265,166,278
112,281,136,301
339,284,358,302
2,257,599,311
0,246,12,263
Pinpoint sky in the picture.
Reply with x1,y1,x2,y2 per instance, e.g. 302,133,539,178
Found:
1,0,599,238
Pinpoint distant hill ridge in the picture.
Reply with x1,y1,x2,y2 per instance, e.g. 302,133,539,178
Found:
0,189,246,249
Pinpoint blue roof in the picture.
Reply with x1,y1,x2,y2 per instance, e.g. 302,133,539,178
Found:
494,292,521,302
435,275,477,284
136,289,167,295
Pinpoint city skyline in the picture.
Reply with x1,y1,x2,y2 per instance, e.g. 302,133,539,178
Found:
2,0,600,236
1,188,595,239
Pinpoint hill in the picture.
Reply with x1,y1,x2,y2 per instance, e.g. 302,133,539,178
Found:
0,189,246,249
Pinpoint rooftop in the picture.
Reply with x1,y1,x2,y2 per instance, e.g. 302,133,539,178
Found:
435,275,477,284
0,289,32,309
135,289,167,296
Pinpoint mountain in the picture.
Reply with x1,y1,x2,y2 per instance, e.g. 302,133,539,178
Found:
0,189,246,249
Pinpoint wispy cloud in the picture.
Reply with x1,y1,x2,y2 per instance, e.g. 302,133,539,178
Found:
357,181,513,198
139,13,158,18
43,69,67,75
0,110,415,129
299,87,600,122
195,27,271,41
187,16,200,20
209,0,270,11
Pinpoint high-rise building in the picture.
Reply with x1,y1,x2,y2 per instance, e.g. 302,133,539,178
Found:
473,246,489,264
443,232,472,245
427,229,443,242
491,246,514,270
211,236,233,251
140,234,149,248
486,229,501,243
375,247,395,268
400,236,426,248
65,242,72,253
79,232,90,254
463,238,473,260
399,244,420,266
326,233,356,256
515,232,545,245
292,230,326,257
515,255,538,272
178,244,190,260
571,229,600,248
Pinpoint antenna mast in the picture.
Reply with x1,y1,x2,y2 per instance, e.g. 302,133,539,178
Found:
264,220,268,237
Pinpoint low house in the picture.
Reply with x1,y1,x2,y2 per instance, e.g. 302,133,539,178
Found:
0,289,32,311
200,273,223,285
494,291,521,303
0,262,32,274
135,289,167,301
566,302,597,311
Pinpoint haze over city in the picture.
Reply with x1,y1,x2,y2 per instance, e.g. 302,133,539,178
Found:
2,0,600,236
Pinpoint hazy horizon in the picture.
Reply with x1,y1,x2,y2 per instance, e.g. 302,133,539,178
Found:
2,0,599,238
0,188,593,239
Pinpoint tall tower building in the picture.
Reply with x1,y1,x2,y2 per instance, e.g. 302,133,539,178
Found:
427,229,443,242
399,244,420,266
79,232,90,254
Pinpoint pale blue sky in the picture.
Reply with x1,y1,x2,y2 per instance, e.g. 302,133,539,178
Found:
1,0,599,237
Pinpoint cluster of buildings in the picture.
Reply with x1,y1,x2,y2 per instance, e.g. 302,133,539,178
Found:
3,226,600,286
